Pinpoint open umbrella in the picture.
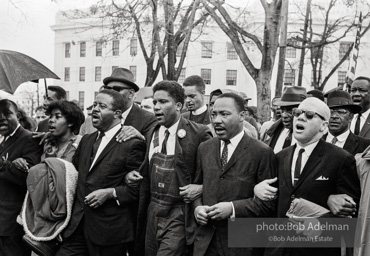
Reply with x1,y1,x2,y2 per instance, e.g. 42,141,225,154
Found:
0,50,60,94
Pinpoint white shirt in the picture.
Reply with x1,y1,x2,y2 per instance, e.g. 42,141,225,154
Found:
0,124,20,144
149,118,181,161
192,104,207,115
326,129,350,149
291,141,319,185
274,128,296,153
219,130,244,220
89,123,122,170
219,130,244,162
121,104,133,125
350,108,370,134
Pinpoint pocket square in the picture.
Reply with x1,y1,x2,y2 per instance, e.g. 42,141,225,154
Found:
316,175,329,180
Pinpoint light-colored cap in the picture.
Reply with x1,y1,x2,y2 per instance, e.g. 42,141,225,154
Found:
298,97,330,121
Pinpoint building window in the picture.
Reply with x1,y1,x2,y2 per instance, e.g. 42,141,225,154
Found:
130,38,138,56
112,40,119,56
227,42,237,60
286,39,298,58
339,42,351,60
176,41,184,57
112,66,118,73
79,67,85,82
64,67,70,81
201,42,213,58
79,91,85,110
65,43,71,58
80,42,86,57
95,66,101,82
201,69,211,85
284,69,295,86
338,71,346,86
129,66,137,81
96,41,102,57
178,68,186,84
226,70,237,86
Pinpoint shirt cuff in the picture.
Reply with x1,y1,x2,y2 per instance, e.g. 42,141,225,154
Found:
113,189,120,206
230,202,235,221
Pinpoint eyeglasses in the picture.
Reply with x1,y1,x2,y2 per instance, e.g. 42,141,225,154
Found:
330,109,349,116
102,85,132,92
292,108,325,120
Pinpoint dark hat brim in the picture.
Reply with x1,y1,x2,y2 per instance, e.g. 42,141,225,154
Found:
329,104,362,114
103,77,139,92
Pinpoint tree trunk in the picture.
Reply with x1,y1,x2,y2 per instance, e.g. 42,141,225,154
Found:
256,71,273,123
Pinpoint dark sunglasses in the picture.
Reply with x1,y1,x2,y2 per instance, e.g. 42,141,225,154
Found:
292,108,325,120
102,85,132,92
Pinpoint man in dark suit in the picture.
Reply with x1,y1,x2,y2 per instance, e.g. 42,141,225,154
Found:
263,86,307,153
0,99,42,256
37,85,67,132
350,76,370,139
182,75,211,125
275,97,361,256
136,80,212,256
193,93,277,256
56,90,146,256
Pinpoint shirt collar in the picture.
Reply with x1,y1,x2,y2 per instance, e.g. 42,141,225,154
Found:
225,129,245,147
360,108,370,119
159,117,181,136
8,124,20,138
122,104,133,120
101,123,121,140
192,104,207,115
296,140,319,157
327,129,350,143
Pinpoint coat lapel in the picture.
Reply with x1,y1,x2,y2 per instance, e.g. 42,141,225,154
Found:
343,132,358,155
123,103,138,126
282,146,295,192
293,140,324,191
360,114,370,137
0,126,25,155
174,117,192,184
220,133,249,176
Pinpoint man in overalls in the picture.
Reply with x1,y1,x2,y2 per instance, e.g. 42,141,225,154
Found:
136,80,212,256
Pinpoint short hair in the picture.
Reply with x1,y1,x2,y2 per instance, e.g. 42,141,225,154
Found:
182,75,205,92
48,86,67,100
98,89,125,112
47,101,85,135
35,106,45,112
307,89,325,102
354,76,370,84
153,80,185,107
215,92,245,113
0,99,18,112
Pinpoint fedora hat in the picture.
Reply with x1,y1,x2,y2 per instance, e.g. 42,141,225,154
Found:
103,68,139,92
327,90,362,113
275,86,307,106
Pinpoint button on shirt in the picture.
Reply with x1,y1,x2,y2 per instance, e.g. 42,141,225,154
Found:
149,118,181,161
326,129,350,149
291,141,319,185
351,108,370,134
89,123,122,170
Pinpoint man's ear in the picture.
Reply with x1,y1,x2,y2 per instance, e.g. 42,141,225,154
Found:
319,121,329,132
176,102,183,111
16,112,21,121
239,111,245,122
114,109,123,118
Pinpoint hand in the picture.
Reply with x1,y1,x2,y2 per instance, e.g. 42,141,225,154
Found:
207,202,233,220
116,126,145,143
84,188,114,209
327,194,356,217
254,177,278,201
179,184,203,203
194,205,211,225
125,170,143,187
32,132,52,145
13,158,29,172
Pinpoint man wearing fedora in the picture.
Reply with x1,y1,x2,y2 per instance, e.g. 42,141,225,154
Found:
350,77,370,139
262,86,307,153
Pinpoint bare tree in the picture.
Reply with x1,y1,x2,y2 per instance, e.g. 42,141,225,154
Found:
64,0,210,87
201,0,282,122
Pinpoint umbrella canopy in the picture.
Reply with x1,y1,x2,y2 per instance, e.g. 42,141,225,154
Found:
0,50,60,94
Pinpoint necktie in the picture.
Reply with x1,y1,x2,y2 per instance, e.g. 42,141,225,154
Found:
354,113,362,135
293,148,305,186
161,129,170,155
331,136,338,145
283,131,292,148
221,140,230,168
91,132,105,164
